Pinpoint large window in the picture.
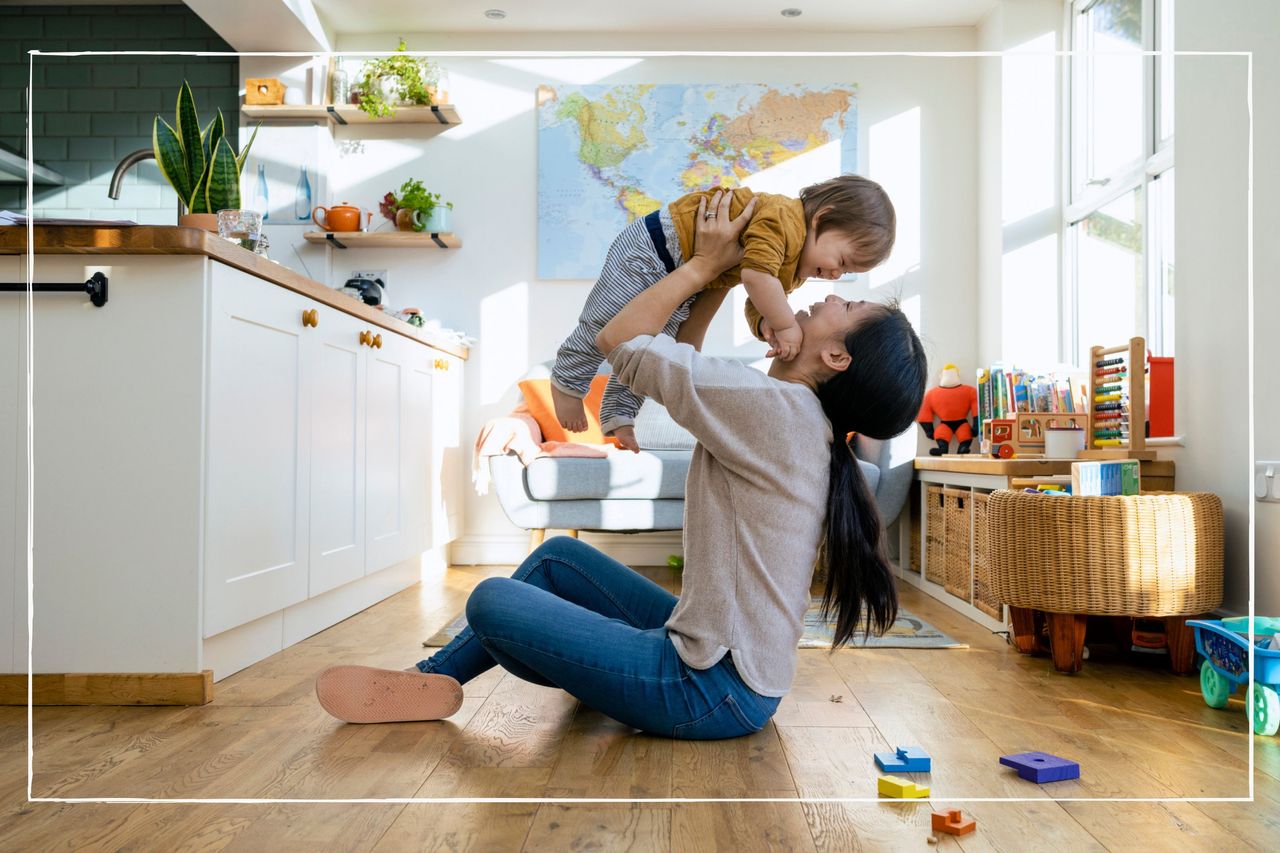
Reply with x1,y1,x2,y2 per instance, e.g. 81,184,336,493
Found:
1066,0,1174,361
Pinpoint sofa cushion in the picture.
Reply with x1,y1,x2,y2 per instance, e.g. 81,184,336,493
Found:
524,450,690,500
635,398,696,450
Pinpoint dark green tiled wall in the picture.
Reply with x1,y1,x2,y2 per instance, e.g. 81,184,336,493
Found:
0,3,239,223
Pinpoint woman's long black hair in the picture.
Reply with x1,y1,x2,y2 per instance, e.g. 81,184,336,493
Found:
816,302,928,648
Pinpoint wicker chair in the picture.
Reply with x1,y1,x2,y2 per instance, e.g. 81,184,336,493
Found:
987,490,1224,674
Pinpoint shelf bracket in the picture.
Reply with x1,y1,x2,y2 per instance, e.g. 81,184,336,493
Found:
430,105,448,124
0,271,108,307
326,105,348,126
325,233,348,249
430,233,448,248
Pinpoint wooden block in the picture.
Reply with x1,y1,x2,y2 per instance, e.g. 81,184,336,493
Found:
932,809,976,836
0,671,214,706
877,774,929,798
874,745,931,772
999,751,1080,783
245,77,286,105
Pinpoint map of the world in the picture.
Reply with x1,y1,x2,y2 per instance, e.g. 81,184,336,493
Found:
537,83,859,279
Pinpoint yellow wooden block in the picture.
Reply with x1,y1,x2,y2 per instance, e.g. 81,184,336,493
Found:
877,774,930,799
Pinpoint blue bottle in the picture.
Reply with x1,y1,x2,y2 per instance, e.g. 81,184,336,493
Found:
254,163,269,220
294,166,311,221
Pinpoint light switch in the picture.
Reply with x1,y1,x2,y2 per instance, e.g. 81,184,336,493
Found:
1258,462,1280,503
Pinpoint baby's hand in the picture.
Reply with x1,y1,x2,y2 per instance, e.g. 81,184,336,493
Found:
772,324,804,361
612,425,640,454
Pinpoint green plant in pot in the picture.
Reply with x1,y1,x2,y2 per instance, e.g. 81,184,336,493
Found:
353,40,436,119
153,81,260,230
380,179,453,232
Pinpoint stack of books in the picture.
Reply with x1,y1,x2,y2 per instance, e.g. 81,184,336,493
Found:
1071,460,1140,496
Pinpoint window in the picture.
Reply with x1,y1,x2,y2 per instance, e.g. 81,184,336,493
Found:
1066,0,1174,362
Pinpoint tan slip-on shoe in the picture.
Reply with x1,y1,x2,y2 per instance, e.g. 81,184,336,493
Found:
315,665,464,723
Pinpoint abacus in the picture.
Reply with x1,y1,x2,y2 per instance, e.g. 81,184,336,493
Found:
1079,336,1156,461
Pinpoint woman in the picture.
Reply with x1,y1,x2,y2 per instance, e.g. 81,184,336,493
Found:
316,190,928,739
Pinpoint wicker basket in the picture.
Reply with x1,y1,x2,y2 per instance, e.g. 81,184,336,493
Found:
908,485,922,574
925,485,946,584
943,488,971,600
987,490,1224,616
970,491,1002,619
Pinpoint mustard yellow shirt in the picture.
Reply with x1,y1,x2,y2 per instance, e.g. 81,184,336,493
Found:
668,188,807,339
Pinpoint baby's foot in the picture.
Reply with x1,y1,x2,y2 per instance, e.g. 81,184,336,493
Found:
551,385,589,432
612,425,640,453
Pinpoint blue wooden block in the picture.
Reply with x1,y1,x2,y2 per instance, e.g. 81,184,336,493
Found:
874,746,931,773
999,751,1080,783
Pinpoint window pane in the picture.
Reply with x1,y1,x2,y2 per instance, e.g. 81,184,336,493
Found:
1075,188,1143,361
1159,0,1175,143
1076,0,1144,194
1154,170,1175,355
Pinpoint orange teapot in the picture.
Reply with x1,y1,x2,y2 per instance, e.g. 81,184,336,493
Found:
312,202,371,232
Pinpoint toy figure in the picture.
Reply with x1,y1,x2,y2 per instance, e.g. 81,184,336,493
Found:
917,364,978,456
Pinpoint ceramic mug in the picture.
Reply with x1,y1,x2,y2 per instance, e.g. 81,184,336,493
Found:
312,202,363,232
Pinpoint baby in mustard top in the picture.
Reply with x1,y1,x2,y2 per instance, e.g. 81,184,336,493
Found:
550,175,896,451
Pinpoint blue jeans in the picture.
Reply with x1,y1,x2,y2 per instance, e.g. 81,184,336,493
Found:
417,536,780,740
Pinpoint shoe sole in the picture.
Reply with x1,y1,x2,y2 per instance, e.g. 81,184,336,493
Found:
315,665,463,723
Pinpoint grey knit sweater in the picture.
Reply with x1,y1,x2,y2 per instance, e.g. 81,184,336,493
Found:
608,333,831,697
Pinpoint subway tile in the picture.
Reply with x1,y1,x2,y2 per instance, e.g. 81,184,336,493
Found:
183,61,233,87
0,65,29,88
42,160,91,183
113,183,163,209
69,137,106,161
113,89,162,112
66,182,107,208
44,112,90,136
92,63,137,88
138,62,186,88
91,113,137,136
68,89,112,113
134,208,177,226
90,16,139,39
33,138,67,161
89,159,124,185
44,63,91,88
33,89,67,112
90,207,138,222
0,42,19,63
42,16,91,39
3,18,42,38
0,188,22,210
0,90,18,113
0,113,28,138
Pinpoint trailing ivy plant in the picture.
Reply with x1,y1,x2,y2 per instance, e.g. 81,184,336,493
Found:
153,81,260,213
354,40,435,119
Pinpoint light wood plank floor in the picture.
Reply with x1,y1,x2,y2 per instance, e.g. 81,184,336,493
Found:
1,561,1277,851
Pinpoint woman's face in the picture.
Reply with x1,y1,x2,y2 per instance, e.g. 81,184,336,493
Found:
794,295,880,348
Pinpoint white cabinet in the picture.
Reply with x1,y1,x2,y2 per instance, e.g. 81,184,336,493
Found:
308,307,367,596
431,352,465,544
204,264,312,636
364,331,409,570
0,260,21,673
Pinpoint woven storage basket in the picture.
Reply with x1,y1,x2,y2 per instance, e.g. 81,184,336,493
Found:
970,491,1002,619
943,488,971,600
908,488,922,574
925,485,946,584
987,490,1224,616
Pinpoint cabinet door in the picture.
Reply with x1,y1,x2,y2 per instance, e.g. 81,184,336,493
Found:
432,353,465,544
308,307,366,595
403,343,434,560
0,263,22,672
204,266,311,637
364,329,409,571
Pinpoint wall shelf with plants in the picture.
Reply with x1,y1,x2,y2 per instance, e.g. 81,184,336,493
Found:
306,178,459,249
240,103,461,130
303,231,461,249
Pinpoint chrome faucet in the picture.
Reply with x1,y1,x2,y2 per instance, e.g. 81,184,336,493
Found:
109,148,184,218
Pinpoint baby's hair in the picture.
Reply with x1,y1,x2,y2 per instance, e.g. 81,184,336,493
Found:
799,175,897,269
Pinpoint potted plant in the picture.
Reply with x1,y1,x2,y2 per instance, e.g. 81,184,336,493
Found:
153,81,260,230
352,40,437,119
380,179,453,233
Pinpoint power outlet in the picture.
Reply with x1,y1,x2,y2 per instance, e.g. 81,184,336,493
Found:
351,269,388,288
1257,462,1280,503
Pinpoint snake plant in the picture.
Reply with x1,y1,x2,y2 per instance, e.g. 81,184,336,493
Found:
153,81,260,213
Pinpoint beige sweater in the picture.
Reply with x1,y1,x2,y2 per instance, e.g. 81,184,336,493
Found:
608,333,831,697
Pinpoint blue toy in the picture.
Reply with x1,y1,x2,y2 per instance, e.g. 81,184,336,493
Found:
1190,618,1280,736
999,751,1080,783
873,746,931,773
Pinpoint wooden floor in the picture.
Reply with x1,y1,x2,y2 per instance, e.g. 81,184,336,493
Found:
1,561,1277,851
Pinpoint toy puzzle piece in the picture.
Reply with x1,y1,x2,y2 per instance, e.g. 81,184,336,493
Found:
999,751,1080,783
874,745,931,773
931,809,976,836
877,774,930,799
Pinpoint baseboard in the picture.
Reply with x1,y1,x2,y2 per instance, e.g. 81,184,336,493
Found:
0,671,214,706
451,531,684,567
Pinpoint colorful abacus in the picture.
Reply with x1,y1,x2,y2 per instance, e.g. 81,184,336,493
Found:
1079,337,1156,461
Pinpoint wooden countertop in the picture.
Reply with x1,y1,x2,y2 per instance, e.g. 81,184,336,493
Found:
914,455,1175,476
0,225,468,360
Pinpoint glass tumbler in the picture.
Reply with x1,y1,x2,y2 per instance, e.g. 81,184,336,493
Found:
217,209,263,253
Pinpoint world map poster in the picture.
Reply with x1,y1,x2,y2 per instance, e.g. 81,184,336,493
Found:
536,83,859,280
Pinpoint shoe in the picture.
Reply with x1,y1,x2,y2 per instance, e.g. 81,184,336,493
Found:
315,665,463,723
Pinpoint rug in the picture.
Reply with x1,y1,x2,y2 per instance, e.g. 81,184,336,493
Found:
424,598,965,650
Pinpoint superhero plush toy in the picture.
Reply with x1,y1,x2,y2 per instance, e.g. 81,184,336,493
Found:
917,364,978,456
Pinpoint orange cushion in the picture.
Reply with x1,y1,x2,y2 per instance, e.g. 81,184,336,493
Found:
518,375,616,445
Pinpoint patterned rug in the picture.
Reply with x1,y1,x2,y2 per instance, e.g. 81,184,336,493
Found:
424,598,965,650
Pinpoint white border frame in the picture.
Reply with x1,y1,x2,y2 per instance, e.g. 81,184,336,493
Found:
20,47,1255,807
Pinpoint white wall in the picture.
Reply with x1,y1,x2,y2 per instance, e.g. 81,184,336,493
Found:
241,28,981,562
1175,0,1280,616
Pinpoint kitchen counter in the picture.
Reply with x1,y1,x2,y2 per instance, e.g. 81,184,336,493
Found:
0,225,468,359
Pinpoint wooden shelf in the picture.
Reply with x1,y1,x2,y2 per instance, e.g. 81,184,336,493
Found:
241,104,461,131
304,231,461,249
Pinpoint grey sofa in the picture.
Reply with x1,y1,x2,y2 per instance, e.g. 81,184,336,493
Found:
487,365,915,550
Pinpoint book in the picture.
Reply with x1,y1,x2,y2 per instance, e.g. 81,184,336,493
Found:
1071,460,1141,496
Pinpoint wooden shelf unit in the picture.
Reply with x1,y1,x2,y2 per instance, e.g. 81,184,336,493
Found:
241,104,461,131
304,231,461,250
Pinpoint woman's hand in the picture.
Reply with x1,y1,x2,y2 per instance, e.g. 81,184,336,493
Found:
688,189,755,277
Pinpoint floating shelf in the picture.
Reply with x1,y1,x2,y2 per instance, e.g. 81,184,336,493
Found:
241,104,461,131
304,231,461,249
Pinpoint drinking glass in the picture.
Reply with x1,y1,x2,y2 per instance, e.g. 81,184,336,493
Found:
217,209,263,252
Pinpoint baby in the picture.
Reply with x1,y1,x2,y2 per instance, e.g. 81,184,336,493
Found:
550,175,896,451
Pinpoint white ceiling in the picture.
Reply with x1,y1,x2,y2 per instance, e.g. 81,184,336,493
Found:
309,0,1000,35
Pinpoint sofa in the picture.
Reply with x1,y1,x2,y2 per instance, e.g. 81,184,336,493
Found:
484,362,915,552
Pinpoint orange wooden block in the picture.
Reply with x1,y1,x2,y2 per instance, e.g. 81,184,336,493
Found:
932,809,976,836
245,77,286,105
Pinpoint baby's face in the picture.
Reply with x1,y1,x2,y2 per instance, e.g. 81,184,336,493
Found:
796,225,871,283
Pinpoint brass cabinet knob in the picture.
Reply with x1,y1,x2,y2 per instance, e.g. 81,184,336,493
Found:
373,334,383,349
302,308,318,328
359,330,372,347
433,358,449,371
